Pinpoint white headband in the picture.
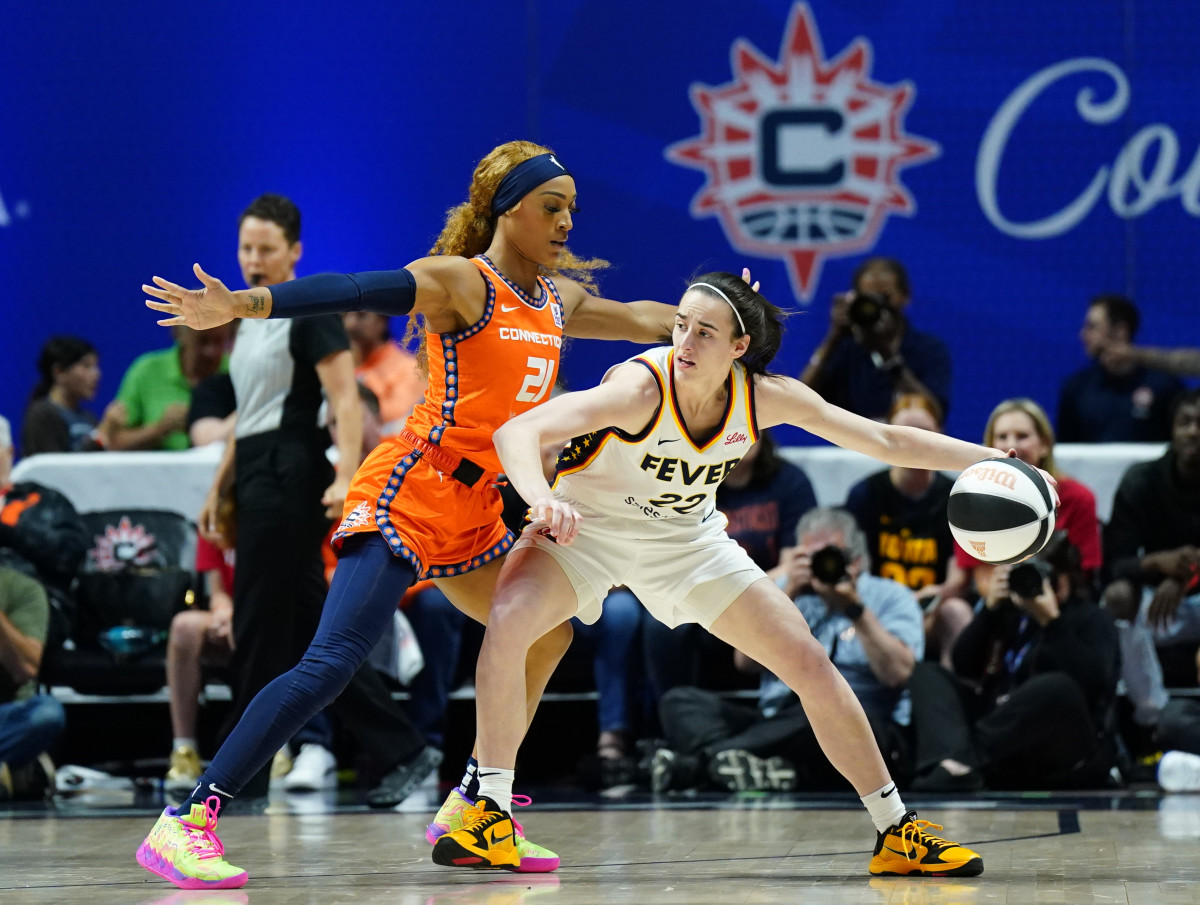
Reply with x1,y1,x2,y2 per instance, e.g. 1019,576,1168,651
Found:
688,282,746,334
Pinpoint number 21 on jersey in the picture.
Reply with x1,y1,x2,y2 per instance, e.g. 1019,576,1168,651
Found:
516,356,556,403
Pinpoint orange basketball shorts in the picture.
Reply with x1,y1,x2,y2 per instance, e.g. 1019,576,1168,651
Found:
331,436,513,580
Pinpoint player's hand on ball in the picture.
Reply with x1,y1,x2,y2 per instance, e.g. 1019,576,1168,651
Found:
1000,448,1060,508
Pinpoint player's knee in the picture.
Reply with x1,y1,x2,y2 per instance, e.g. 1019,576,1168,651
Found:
168,611,207,650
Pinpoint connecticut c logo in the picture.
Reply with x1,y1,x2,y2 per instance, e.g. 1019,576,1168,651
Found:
666,3,941,302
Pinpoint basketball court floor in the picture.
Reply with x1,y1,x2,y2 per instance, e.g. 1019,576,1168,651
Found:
3,781,1199,905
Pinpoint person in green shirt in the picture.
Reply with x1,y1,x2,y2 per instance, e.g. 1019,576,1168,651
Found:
0,566,66,801
107,324,233,451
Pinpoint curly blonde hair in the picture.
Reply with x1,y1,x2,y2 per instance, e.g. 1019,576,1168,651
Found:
403,141,609,363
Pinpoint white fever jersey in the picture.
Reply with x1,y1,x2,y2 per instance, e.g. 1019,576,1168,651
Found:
552,346,758,527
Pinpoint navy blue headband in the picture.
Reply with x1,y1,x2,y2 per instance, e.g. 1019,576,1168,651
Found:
490,153,571,215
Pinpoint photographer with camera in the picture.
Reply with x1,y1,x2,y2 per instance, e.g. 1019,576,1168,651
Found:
651,508,923,793
800,257,951,422
907,531,1120,792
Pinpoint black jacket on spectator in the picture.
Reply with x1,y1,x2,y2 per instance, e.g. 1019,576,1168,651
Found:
1104,450,1200,586
951,595,1120,724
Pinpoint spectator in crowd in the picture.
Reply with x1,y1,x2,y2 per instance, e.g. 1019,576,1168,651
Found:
106,322,234,451
952,399,1103,656
21,335,116,455
194,194,436,805
1101,388,1200,732
908,531,1120,791
1102,340,1200,379
0,566,66,801
163,531,236,798
343,311,426,437
651,508,922,793
800,257,952,422
642,431,817,702
1058,294,1184,443
844,393,973,668
0,415,87,650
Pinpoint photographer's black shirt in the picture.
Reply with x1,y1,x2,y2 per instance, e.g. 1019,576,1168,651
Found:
820,328,952,421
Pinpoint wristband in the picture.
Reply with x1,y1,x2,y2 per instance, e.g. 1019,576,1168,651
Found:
843,601,865,621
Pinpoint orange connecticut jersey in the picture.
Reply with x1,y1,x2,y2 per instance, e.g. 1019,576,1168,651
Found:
404,254,566,470
552,346,758,528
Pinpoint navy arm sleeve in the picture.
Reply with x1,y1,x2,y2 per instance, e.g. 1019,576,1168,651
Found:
267,269,416,318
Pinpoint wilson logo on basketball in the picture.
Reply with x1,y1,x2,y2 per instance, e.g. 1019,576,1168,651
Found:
969,540,988,556
665,3,940,301
724,431,749,446
960,464,1018,490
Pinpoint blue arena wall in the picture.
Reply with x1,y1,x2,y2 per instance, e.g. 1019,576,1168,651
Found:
1,1,1197,450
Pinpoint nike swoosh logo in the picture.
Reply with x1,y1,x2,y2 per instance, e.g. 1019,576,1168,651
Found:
657,438,679,445
500,303,521,312
490,830,513,844
884,844,914,857
207,782,233,798
880,784,897,798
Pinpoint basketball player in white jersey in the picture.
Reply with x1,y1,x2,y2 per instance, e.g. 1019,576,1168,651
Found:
433,270,1054,877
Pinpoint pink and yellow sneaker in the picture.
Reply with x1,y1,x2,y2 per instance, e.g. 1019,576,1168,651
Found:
135,796,248,889
426,788,559,872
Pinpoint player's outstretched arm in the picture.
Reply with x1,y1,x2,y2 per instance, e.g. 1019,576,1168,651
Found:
494,364,660,544
754,374,1007,474
144,256,477,329
555,277,675,343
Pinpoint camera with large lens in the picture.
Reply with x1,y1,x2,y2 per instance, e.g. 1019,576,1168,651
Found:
1007,530,1076,599
810,545,848,585
847,292,893,329
1008,559,1053,599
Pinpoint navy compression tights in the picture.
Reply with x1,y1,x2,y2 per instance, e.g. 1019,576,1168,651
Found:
195,532,418,801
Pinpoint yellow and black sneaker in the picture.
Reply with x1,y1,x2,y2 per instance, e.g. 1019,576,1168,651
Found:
869,810,984,877
431,796,521,871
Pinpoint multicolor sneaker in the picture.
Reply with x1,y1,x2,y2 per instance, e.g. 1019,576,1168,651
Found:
427,788,559,872
135,796,248,889
431,796,520,870
869,810,984,876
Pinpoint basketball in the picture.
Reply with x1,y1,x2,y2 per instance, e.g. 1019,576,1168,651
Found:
947,457,1055,564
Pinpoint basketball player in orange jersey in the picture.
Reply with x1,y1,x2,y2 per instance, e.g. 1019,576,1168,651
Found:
135,141,679,890
434,271,1057,877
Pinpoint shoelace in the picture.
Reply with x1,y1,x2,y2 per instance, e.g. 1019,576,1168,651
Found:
181,796,226,860
458,795,533,837
459,800,505,832
510,794,533,838
896,818,949,860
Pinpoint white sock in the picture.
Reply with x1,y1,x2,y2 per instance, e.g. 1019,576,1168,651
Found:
173,737,197,752
861,781,907,833
475,766,514,814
